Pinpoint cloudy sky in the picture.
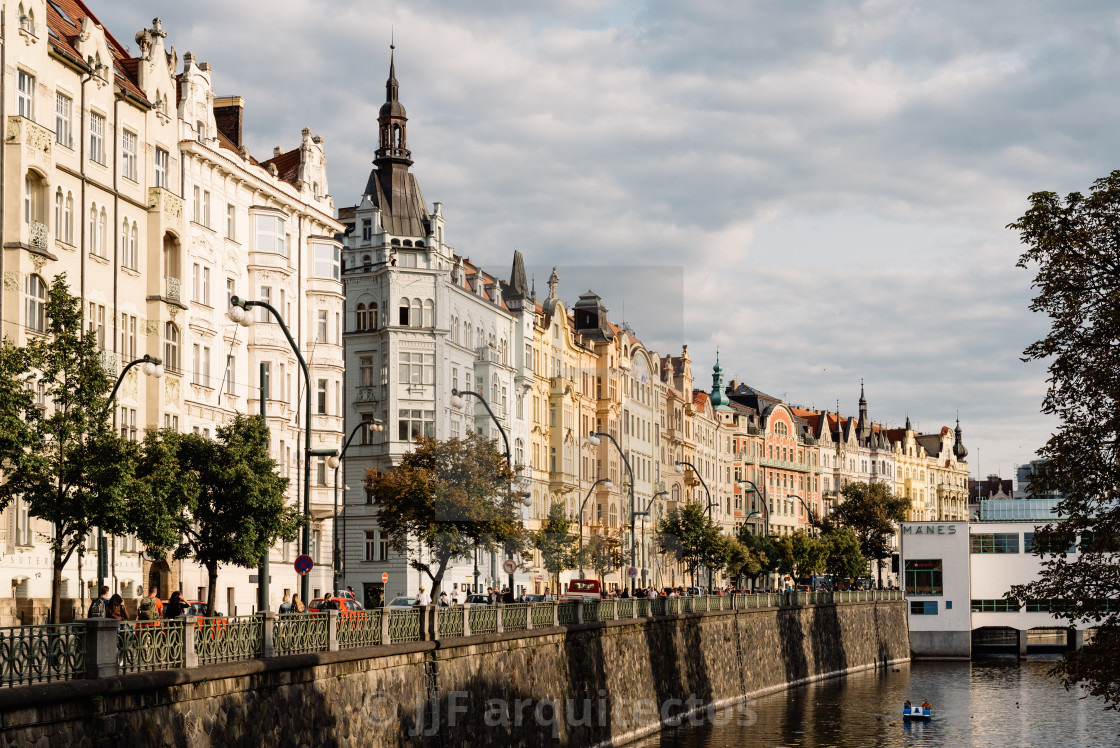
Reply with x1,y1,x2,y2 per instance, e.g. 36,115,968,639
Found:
99,0,1120,483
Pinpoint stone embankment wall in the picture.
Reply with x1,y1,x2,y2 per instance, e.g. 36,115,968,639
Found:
0,600,907,747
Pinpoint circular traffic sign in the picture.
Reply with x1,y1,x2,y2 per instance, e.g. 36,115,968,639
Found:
627,566,638,578
294,554,314,575
382,572,388,583
502,559,517,575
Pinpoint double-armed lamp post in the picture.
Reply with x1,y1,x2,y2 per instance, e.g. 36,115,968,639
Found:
578,478,613,578
588,430,636,592
328,419,384,592
738,479,770,537
674,460,717,589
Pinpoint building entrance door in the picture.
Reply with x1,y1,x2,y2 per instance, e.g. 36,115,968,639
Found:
363,583,384,609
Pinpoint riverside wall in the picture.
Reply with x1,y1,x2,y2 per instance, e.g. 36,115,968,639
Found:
0,599,908,747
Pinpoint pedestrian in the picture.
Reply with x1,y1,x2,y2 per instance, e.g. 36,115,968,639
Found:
291,594,306,614
439,592,449,607
416,586,432,606
451,586,461,605
502,587,515,604
87,585,110,617
107,594,129,621
324,591,339,610
138,585,161,621
347,585,356,599
542,586,554,602
164,591,189,618
489,587,500,605
279,594,292,614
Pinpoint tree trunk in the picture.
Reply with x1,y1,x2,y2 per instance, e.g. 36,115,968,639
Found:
51,545,64,624
206,562,219,616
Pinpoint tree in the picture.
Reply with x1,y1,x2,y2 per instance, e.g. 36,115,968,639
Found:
366,433,527,597
138,416,299,614
823,481,908,587
534,501,578,593
656,503,721,588
821,526,868,582
736,527,779,589
0,276,140,622
1007,170,1120,707
722,536,761,586
584,532,622,584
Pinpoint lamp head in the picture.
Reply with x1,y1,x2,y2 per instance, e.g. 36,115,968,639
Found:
327,455,340,470
587,432,601,447
674,462,684,473
450,389,466,409
604,479,614,489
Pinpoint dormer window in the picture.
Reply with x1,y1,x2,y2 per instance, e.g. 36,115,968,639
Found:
196,120,206,142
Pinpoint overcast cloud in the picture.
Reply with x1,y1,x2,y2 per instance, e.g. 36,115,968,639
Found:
97,0,1120,482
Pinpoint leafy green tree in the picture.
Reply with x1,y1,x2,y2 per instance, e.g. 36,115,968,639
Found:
821,526,867,582
722,536,762,586
1007,170,1120,707
823,481,908,587
0,276,140,622
584,532,622,584
736,527,779,589
534,501,578,592
657,502,721,588
366,433,528,597
138,416,299,614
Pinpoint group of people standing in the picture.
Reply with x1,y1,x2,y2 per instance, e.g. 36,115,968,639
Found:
86,585,190,620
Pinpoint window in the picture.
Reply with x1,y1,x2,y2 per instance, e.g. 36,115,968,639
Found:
226,278,235,309
910,601,938,615
192,344,211,387
316,457,327,486
360,355,375,387
1025,600,1051,613
202,190,211,228
226,204,235,239
225,355,235,396
164,323,180,373
260,362,271,400
411,298,422,328
154,148,168,187
87,303,105,349
365,531,377,562
255,214,287,255
398,352,434,385
1023,532,1076,554
971,599,1019,613
970,533,1020,554
119,313,137,359
55,93,72,147
355,303,368,331
125,223,138,269
317,379,328,414
120,407,138,441
25,274,46,333
63,193,73,243
192,186,200,222
398,297,409,326
313,243,340,280
122,130,137,181
17,71,34,119
259,287,271,322
362,219,372,241
89,112,105,164
423,299,434,328
317,310,328,342
904,560,943,596
202,267,210,306
398,409,435,441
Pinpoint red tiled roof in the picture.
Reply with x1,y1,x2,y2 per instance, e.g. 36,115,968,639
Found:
47,0,149,103
259,148,301,186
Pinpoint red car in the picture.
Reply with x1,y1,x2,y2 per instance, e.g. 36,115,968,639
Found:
308,597,364,617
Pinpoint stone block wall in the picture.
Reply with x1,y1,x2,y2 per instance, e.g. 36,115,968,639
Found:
0,600,908,747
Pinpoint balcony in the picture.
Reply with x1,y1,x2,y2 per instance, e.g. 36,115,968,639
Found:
476,346,502,364
759,456,812,473
355,385,382,403
28,220,47,249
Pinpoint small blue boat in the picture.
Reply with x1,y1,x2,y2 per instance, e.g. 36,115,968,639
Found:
902,704,932,721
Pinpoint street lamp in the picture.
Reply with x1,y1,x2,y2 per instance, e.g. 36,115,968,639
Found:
579,478,612,578
588,430,636,592
102,354,164,591
635,489,667,587
450,388,529,596
229,295,316,604
786,493,820,534
674,460,717,590
327,418,384,591
739,479,770,537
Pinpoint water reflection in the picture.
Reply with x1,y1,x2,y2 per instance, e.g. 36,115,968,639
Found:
639,658,1120,747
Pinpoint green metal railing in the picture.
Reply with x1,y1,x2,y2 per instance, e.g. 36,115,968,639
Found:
274,613,329,656
503,604,529,631
194,615,263,665
0,623,85,687
583,601,601,622
557,601,578,625
338,610,383,648
599,599,616,620
617,599,634,618
118,620,185,673
437,608,464,638
388,610,421,643
531,602,556,628
469,605,499,634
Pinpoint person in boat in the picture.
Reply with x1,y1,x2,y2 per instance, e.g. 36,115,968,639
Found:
904,700,912,710
920,699,932,711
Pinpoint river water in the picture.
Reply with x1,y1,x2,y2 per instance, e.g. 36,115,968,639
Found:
635,658,1120,747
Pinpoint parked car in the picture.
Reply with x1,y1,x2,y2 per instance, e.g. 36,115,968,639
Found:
309,597,364,616
385,596,417,609
521,595,545,604
561,579,601,602
465,594,491,605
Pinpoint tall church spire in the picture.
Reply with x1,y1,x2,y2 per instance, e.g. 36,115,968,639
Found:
857,379,871,441
376,42,411,165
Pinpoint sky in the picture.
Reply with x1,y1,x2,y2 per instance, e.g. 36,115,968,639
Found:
96,0,1120,484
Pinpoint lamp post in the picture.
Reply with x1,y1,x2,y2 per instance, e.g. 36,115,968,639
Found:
327,419,384,592
450,388,529,596
579,478,612,578
674,460,717,590
786,493,819,534
739,479,770,537
635,489,667,587
229,296,316,604
104,354,164,591
588,430,636,592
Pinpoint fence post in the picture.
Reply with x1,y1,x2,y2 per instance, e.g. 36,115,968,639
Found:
525,604,534,630
84,618,120,680
552,602,560,627
327,609,340,651
261,612,277,657
461,604,471,637
576,601,585,624
381,608,392,644
430,606,441,641
182,616,198,669
495,605,505,634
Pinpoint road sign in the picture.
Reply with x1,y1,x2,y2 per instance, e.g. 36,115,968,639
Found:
502,559,517,575
627,566,638,579
294,555,314,575
381,572,388,583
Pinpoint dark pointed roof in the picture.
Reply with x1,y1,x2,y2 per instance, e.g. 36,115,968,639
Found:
502,251,530,310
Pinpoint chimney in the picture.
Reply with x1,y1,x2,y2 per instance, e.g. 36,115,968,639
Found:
213,96,244,148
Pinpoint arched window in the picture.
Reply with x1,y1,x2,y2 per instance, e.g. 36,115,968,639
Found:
98,209,107,257
362,254,371,272
120,220,129,261
671,484,680,502
88,203,97,256
410,298,422,328
370,301,378,329
54,189,63,237
491,374,499,405
25,274,46,333
64,193,73,243
128,223,138,270
24,171,46,227
398,297,409,326
356,303,367,331
422,299,433,328
514,438,524,468
163,322,180,372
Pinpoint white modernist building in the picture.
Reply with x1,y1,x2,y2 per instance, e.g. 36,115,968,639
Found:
900,499,1088,659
